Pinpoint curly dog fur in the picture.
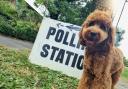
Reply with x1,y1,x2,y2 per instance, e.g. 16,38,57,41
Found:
77,10,124,89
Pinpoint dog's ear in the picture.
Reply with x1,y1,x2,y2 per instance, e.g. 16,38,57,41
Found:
79,22,87,46
79,28,85,46
100,26,115,53
107,26,115,47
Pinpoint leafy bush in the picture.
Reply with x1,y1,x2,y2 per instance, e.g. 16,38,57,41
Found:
17,8,42,24
0,16,15,36
0,16,37,42
14,21,38,42
0,1,17,19
0,1,40,42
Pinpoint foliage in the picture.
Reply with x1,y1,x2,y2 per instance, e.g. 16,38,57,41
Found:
17,8,42,24
0,0,42,24
0,16,37,42
0,1,17,19
80,0,96,23
0,46,78,89
124,57,128,67
122,57,128,81
115,27,125,47
0,16,15,36
0,1,41,42
16,0,42,23
14,21,38,42
36,0,95,25
121,67,128,81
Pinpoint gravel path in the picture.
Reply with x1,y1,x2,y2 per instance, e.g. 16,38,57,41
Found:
0,35,127,89
116,80,128,89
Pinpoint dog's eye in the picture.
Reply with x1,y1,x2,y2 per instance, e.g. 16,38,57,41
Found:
88,21,95,26
99,23,107,31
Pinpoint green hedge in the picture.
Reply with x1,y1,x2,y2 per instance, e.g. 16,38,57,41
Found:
14,21,38,42
0,17,38,42
0,1,40,42
0,1,17,19
0,17,14,36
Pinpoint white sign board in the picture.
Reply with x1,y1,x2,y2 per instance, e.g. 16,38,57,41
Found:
25,0,49,17
29,18,84,79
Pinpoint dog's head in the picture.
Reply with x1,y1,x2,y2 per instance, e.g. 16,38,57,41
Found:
79,10,115,49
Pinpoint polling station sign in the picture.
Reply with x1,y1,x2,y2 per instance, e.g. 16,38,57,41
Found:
29,18,84,79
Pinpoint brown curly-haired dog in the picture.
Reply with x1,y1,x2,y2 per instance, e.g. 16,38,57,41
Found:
77,10,124,89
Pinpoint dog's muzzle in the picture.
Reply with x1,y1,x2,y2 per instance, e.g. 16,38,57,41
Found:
89,32,98,40
83,31,100,46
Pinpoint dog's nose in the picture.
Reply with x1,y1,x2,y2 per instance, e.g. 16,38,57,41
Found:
90,32,97,37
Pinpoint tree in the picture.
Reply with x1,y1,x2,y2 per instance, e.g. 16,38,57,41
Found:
36,0,95,25
115,28,125,46
80,0,96,23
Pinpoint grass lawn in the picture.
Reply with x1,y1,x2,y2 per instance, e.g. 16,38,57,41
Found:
0,46,78,89
0,46,128,89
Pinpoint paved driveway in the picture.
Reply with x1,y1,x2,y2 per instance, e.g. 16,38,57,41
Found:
0,35,33,49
